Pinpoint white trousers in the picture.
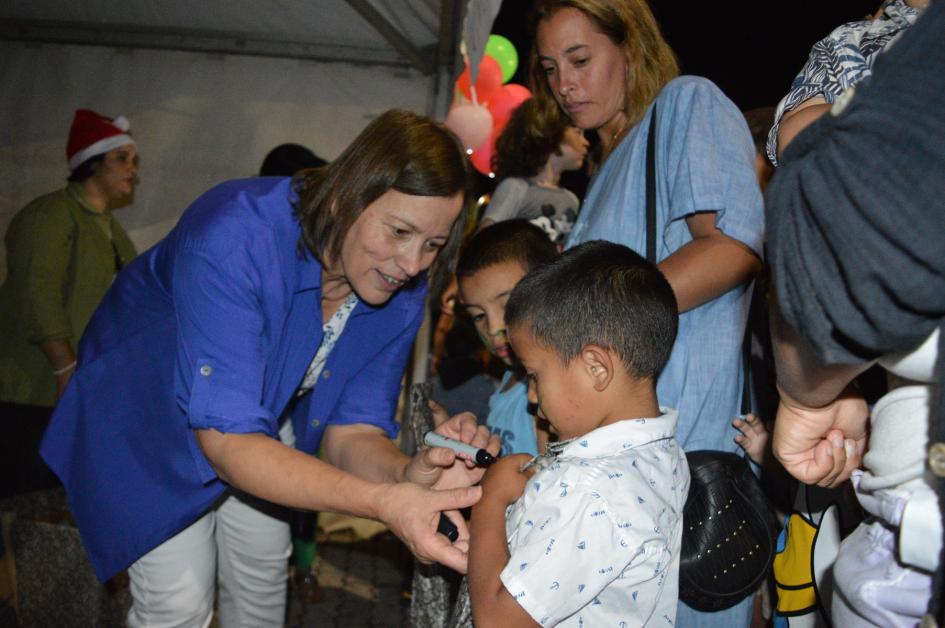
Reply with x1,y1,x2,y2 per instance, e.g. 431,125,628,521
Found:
126,492,292,628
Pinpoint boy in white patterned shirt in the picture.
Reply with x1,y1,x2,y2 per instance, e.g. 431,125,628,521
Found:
468,240,689,627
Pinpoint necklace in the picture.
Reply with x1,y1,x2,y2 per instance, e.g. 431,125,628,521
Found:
520,437,577,473
612,113,629,144
605,115,629,155
610,125,624,147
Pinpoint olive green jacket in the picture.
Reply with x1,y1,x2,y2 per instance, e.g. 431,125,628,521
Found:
0,183,137,407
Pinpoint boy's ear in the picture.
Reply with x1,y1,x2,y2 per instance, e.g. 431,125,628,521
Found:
581,345,614,392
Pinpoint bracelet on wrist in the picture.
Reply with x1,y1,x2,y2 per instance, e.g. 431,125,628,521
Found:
52,360,77,376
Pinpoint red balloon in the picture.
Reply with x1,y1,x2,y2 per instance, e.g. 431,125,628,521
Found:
488,84,532,131
456,55,503,105
470,133,496,177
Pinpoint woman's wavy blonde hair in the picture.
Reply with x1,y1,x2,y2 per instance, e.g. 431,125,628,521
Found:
528,0,679,147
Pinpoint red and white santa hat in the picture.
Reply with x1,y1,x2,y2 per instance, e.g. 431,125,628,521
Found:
66,109,135,171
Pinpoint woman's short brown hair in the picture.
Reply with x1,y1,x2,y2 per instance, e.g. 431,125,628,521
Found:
492,98,571,180
528,0,679,141
294,108,471,278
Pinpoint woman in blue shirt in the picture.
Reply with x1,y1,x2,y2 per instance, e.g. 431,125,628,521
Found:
41,109,498,626
530,1,765,626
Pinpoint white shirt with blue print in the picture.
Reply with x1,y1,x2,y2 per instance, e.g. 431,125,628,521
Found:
500,410,689,627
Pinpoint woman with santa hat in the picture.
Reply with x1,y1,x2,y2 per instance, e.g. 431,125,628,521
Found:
0,109,139,498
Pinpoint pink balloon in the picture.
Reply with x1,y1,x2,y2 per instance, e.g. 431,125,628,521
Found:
456,55,503,105
488,84,532,131
445,103,494,151
470,134,496,177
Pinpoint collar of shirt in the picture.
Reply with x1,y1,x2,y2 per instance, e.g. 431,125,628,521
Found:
296,249,323,293
878,0,924,33
66,181,111,218
558,408,679,460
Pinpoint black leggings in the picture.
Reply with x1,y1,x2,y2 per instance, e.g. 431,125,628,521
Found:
0,401,62,499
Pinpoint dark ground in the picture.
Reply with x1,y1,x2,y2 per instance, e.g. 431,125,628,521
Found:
285,532,413,628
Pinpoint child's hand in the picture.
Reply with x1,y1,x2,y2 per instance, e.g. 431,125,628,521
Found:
408,411,500,491
480,454,532,506
733,413,769,465
428,398,452,427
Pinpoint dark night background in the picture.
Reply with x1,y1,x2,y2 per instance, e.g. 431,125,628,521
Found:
478,0,879,195
491,0,879,110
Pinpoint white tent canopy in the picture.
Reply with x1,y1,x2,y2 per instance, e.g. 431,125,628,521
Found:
0,0,468,265
0,0,472,78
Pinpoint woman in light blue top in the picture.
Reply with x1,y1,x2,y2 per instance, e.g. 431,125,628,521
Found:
530,1,765,625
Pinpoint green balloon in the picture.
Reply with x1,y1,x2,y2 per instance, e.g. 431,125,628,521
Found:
486,34,518,84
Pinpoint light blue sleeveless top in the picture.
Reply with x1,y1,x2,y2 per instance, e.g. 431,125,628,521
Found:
486,370,538,457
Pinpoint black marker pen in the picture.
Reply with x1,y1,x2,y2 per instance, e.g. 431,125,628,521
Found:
423,431,496,466
437,513,459,542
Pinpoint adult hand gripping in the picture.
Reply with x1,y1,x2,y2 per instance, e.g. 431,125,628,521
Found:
398,411,500,573
375,481,482,573
773,385,869,488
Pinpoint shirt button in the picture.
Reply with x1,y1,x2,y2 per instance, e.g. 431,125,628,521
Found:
310,419,321,428
199,365,212,376
929,442,945,478
322,369,331,379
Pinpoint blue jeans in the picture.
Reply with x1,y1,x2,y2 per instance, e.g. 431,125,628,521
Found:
677,593,754,627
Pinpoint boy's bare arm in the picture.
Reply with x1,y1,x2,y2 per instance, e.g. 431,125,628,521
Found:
468,455,539,628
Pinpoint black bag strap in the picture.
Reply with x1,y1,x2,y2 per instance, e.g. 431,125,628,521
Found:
645,107,658,265
741,319,752,415
644,104,752,415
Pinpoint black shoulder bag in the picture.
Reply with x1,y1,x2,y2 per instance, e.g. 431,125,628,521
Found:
643,106,779,612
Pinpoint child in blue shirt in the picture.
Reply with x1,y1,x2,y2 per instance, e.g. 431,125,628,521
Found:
456,221,558,456
469,241,688,627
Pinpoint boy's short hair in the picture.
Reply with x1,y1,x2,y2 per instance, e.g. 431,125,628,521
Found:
505,240,678,380
456,220,558,278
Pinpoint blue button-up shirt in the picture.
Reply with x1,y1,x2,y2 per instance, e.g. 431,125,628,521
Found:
41,177,426,581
